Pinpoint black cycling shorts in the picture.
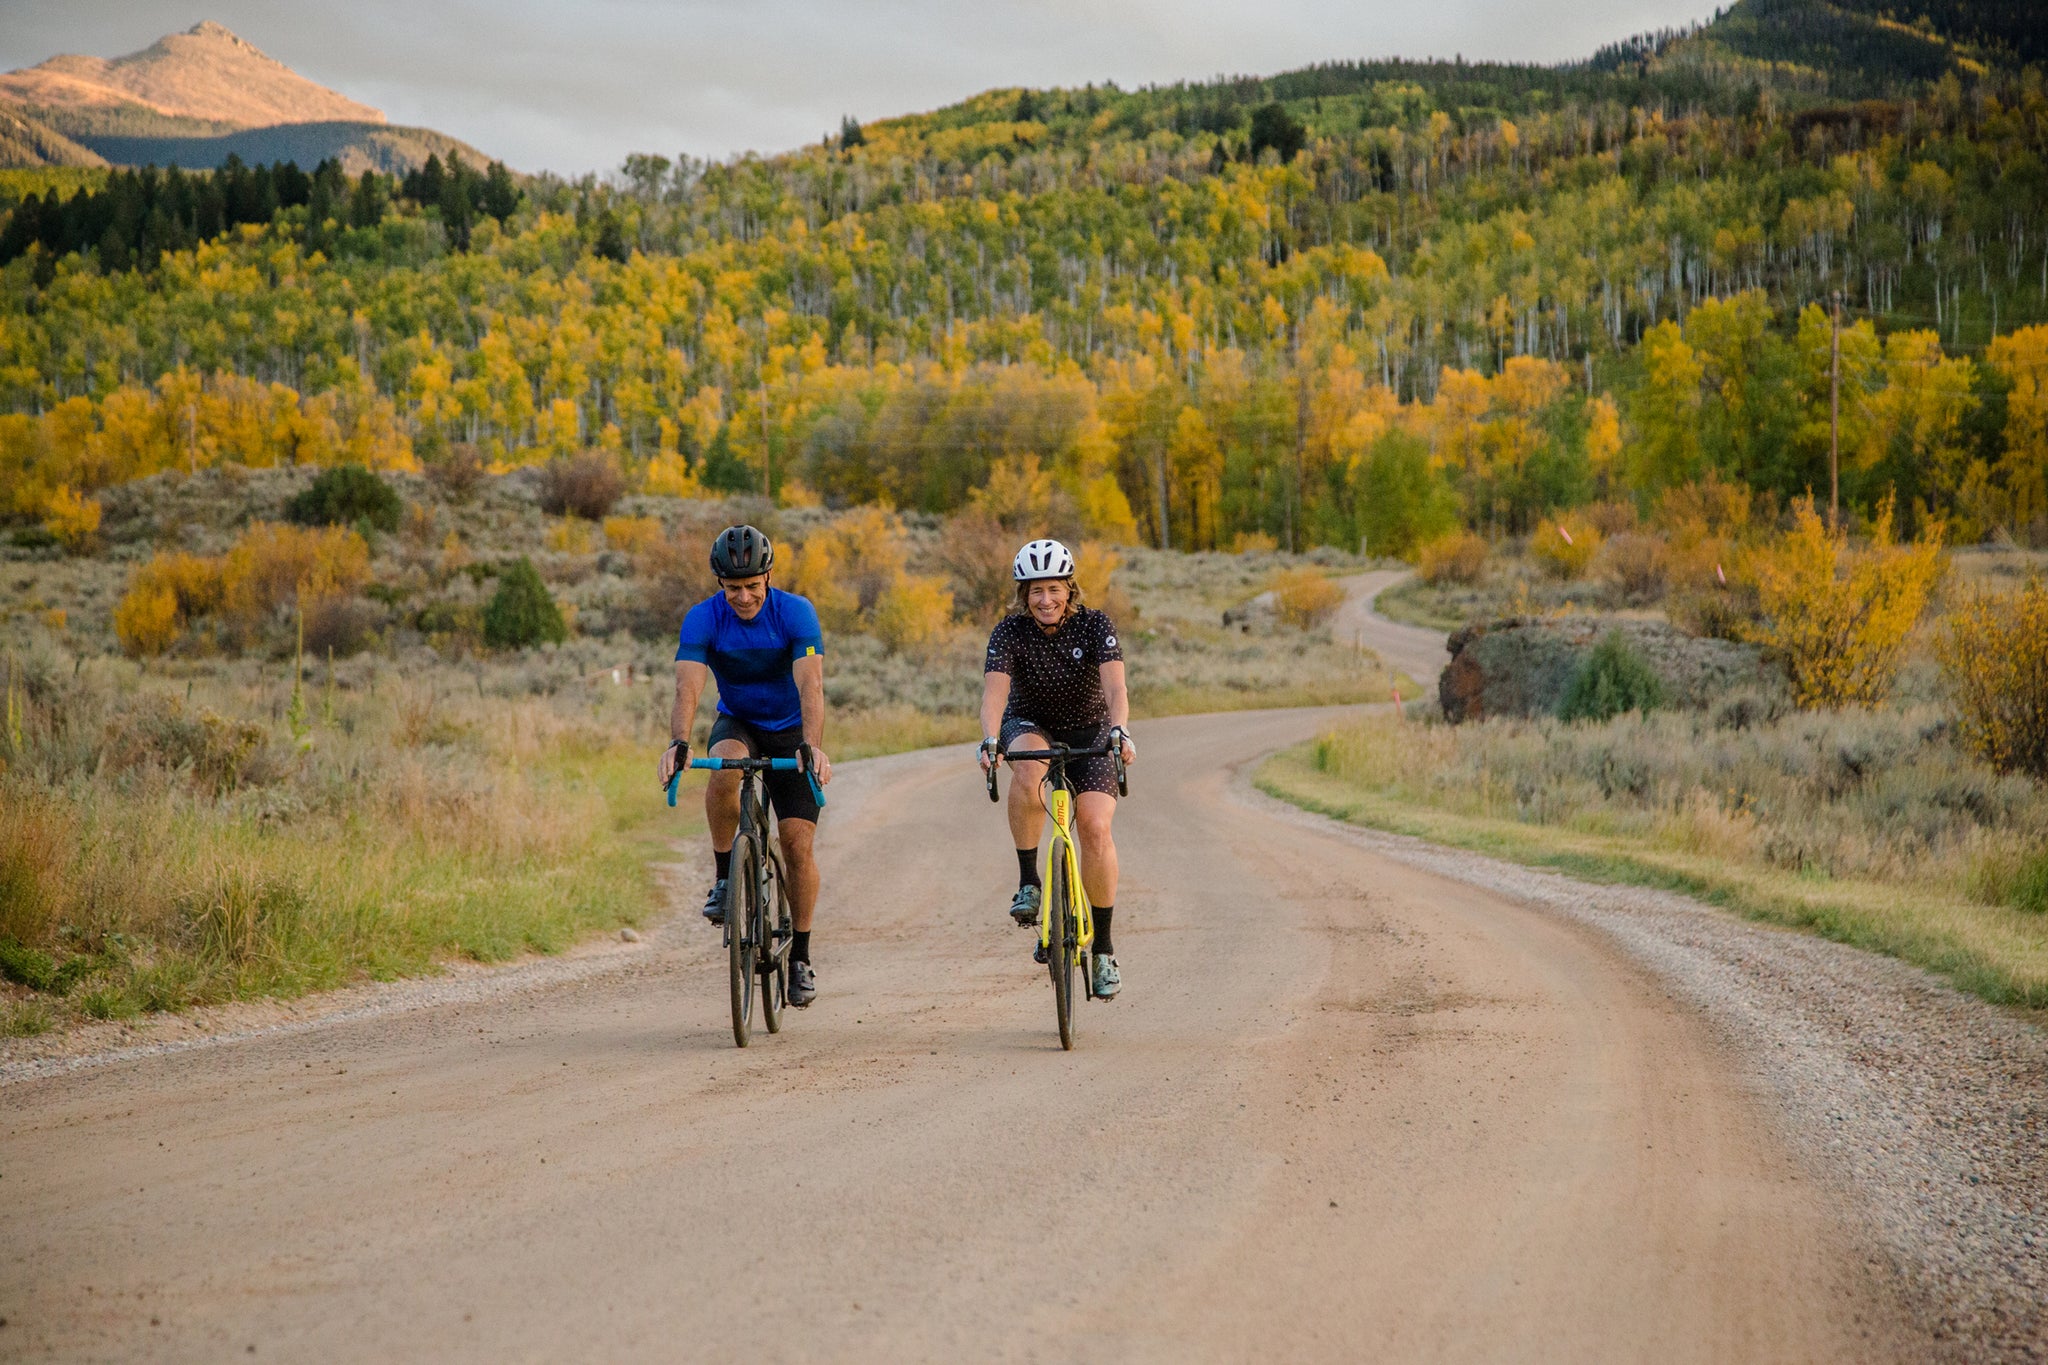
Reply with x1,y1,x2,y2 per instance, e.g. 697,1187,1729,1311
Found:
707,713,821,824
999,716,1118,798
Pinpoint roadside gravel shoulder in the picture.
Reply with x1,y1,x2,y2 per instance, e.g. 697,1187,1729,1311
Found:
1245,770,2046,1363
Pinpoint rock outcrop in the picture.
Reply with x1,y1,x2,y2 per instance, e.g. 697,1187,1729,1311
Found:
1438,615,1781,723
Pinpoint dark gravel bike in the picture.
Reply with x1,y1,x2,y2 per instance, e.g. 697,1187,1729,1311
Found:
669,754,823,1047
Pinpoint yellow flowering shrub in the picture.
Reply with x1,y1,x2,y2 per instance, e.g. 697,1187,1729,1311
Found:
40,485,102,552
1415,530,1488,585
1529,512,1603,580
1748,496,1945,709
1270,567,1344,628
1938,575,2048,778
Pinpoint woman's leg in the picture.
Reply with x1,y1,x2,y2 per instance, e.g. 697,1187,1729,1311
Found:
1075,792,1118,909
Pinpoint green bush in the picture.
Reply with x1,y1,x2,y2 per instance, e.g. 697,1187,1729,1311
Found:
482,558,567,649
1559,631,1665,722
286,464,402,534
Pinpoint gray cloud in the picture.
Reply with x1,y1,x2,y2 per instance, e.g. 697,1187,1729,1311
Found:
0,1,1719,175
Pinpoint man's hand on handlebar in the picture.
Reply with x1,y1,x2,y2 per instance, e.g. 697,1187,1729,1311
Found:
658,739,689,787
805,744,834,786
978,737,1001,773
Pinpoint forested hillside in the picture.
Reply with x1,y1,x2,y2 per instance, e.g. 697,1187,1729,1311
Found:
3,0,2046,552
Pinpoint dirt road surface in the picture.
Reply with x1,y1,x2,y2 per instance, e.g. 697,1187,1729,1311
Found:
1,706,1913,1362
1332,569,1447,688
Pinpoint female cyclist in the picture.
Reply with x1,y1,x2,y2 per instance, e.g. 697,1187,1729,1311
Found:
976,539,1137,999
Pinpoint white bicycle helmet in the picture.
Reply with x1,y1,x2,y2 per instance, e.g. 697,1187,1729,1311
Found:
1012,538,1075,581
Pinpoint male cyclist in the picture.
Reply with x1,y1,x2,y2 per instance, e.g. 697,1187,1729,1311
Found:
976,539,1137,1000
657,524,833,1007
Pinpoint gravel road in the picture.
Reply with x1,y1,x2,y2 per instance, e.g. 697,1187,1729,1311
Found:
1,582,2039,1359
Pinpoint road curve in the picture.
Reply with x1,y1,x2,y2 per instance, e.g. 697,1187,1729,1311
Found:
0,707,1909,1362
1333,569,1448,689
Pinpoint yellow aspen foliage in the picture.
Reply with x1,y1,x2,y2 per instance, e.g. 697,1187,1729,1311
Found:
601,516,663,556
1629,321,1705,491
1985,325,2048,535
1749,496,1945,709
1529,512,1603,579
1937,576,2048,778
1584,394,1623,482
870,575,955,653
642,450,702,498
1074,541,1121,604
40,486,102,552
113,584,181,657
784,507,911,632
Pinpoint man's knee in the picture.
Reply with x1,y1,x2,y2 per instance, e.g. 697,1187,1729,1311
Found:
779,819,817,867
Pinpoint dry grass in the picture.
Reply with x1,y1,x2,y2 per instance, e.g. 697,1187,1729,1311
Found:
1259,708,2048,1008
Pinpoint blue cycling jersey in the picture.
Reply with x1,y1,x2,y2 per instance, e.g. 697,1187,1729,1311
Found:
674,588,824,731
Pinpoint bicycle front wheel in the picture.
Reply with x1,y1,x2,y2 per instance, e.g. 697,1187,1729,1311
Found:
726,831,758,1048
1049,841,1076,1051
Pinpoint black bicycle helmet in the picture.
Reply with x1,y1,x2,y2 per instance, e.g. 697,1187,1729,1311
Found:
709,524,774,578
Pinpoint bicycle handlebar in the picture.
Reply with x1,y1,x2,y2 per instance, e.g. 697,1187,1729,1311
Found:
984,738,1129,802
667,753,825,811
995,742,1118,764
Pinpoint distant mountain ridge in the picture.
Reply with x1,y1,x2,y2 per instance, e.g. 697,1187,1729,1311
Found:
0,22,493,175
0,21,385,127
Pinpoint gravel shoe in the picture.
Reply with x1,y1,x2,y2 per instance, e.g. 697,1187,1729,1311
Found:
1009,883,1042,927
1091,954,1121,999
702,879,728,925
788,959,817,1007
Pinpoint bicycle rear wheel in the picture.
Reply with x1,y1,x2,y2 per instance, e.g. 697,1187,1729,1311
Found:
1049,841,1076,1051
759,847,786,1035
726,830,758,1048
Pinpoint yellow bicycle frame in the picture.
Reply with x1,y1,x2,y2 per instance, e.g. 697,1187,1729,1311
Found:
1038,786,1095,965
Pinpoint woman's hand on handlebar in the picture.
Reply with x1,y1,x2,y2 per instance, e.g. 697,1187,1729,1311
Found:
1111,726,1136,766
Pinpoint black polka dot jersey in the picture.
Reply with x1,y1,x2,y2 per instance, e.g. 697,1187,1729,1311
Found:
984,606,1124,730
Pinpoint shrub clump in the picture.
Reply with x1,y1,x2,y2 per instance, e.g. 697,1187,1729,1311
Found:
1939,574,2048,779
483,558,568,649
114,525,370,656
1529,512,1603,580
539,451,626,520
1270,567,1343,629
287,464,402,534
1749,496,1945,709
1416,530,1488,586
1558,631,1666,722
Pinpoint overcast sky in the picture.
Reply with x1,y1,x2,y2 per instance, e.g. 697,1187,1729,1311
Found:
2,1,1722,176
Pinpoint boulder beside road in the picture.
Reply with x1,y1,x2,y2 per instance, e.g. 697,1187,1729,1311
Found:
1439,615,1781,723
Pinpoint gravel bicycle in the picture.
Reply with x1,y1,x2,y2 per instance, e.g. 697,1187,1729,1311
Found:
668,754,824,1048
986,737,1127,1050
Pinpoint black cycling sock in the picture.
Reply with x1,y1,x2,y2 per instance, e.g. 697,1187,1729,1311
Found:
1016,847,1041,887
1094,906,1114,957
791,930,811,964
714,849,732,881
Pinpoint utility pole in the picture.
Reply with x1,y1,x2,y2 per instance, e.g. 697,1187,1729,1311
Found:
1829,290,1841,528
